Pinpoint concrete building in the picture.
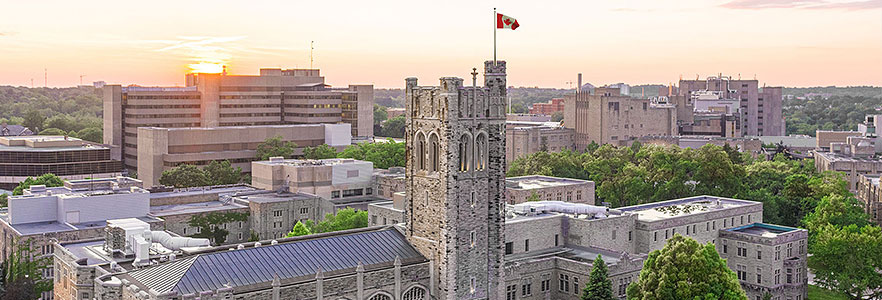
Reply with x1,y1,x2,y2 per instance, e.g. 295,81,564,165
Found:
814,136,882,190
374,167,406,200
0,136,123,190
677,75,784,136
137,124,351,188
505,175,595,205
104,68,373,171
816,130,861,151
857,174,882,226
506,114,552,122
251,157,374,200
857,114,882,153
506,121,575,165
529,98,565,115
719,224,808,300
564,86,677,150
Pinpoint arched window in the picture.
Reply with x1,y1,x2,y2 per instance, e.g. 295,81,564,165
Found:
429,133,440,172
475,133,487,170
415,132,426,171
402,286,428,300
459,134,472,172
368,292,393,300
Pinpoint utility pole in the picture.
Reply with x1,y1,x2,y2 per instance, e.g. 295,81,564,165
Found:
30,78,34,88
79,75,86,85
44,69,47,87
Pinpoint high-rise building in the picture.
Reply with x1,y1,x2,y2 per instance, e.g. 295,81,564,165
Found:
677,75,784,136
404,61,507,299
103,68,373,171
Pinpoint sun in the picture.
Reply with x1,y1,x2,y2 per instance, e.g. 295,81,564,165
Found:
188,62,224,74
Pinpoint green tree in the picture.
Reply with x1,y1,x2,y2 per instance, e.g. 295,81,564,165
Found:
255,136,297,161
0,193,7,207
312,208,368,234
12,173,63,195
551,111,564,122
22,109,44,133
809,224,882,300
582,254,615,300
338,140,405,169
158,164,211,188
526,191,541,202
187,212,249,245
37,128,66,136
373,104,388,125
2,240,52,299
803,194,869,234
76,127,103,143
286,221,313,237
303,144,338,160
203,160,242,185
380,115,405,138
626,235,747,300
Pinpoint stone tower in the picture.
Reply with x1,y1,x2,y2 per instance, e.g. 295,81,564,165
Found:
404,61,507,299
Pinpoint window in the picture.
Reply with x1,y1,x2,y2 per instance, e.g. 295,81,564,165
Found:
415,132,426,170
238,221,243,229
430,134,440,172
555,234,559,246
365,187,373,195
741,215,744,224
612,230,617,240
346,170,359,178
458,134,471,172
786,268,793,284
475,133,488,170
237,232,243,240
799,240,805,254
521,281,532,296
573,277,579,294
470,231,476,248
506,284,517,300
369,293,392,300
628,231,632,241
654,231,658,242
273,210,283,217
737,265,747,281
748,214,752,223
300,207,309,214
471,192,476,207
402,286,427,300
524,239,530,252
787,243,793,258
775,246,781,261
470,277,477,294
505,242,513,254
757,249,762,260
757,267,763,284
775,269,781,284
541,275,551,292
331,191,340,198
723,243,728,254
559,274,569,292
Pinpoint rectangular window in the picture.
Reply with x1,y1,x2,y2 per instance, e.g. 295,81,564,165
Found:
522,282,532,296
505,242,513,254
612,230,617,240
628,231,632,241
525,239,530,252
346,170,359,178
471,277,477,294
757,249,762,260
300,207,309,214
470,231,477,248
573,277,579,294
757,267,763,284
555,234,559,246
559,274,570,292
654,231,658,241
506,284,517,300
238,232,243,240
273,210,283,217
787,268,793,284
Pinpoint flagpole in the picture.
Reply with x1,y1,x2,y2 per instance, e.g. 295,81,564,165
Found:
493,7,497,65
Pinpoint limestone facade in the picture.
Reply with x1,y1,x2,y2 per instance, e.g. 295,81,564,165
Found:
857,174,882,226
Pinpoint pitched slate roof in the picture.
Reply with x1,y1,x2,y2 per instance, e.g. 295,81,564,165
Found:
126,228,423,295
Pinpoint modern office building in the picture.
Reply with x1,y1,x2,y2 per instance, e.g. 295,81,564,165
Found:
505,175,595,205
136,123,351,188
104,68,373,171
677,75,784,136
564,85,677,150
506,121,575,165
0,136,122,190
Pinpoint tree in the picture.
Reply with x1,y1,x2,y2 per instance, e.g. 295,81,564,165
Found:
551,111,564,122
76,127,103,143
526,191,541,202
338,140,405,169
380,115,405,138
510,102,528,114
311,208,368,234
303,144,338,160
582,254,615,300
158,164,211,188
203,160,242,185
22,109,44,133
627,235,747,300
187,212,249,245
255,136,297,161
12,173,63,195
803,194,869,234
286,221,313,237
373,104,388,125
809,224,882,300
0,193,7,207
37,128,66,136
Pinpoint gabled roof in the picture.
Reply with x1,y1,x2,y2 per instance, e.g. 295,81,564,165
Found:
125,227,423,295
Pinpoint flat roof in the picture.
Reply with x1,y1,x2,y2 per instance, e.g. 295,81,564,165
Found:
726,223,801,237
618,195,758,222
0,139,108,152
150,201,248,217
815,151,882,162
149,185,258,199
752,135,816,148
1,214,161,236
237,191,318,204
506,175,592,190
253,157,370,167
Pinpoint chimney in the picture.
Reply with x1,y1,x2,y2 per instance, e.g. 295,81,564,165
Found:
577,73,582,94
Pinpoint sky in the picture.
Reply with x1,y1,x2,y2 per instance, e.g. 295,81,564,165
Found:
0,0,880,88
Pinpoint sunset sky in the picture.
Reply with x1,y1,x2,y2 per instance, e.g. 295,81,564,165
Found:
0,0,880,88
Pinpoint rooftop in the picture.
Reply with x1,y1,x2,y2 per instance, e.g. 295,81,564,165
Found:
618,195,759,222
236,191,319,204
0,136,108,152
753,135,816,148
506,175,592,190
726,223,802,238
150,200,248,217
149,185,258,200
0,213,161,236
253,157,371,167
815,151,882,162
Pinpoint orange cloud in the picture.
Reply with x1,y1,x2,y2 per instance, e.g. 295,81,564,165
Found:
721,0,882,10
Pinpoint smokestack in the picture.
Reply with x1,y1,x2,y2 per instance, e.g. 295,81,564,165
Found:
577,73,582,94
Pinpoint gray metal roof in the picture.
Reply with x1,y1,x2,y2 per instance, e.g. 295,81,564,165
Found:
127,228,423,295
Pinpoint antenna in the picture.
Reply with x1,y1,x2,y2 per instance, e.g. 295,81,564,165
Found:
79,75,86,85
44,68,47,87
30,78,34,88
310,41,314,69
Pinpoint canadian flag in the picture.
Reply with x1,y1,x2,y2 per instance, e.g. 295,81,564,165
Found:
496,13,519,30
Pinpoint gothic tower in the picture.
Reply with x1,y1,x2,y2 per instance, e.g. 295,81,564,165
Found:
404,61,507,299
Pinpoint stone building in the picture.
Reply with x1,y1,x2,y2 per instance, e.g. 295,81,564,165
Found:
856,174,882,226
564,86,677,151
403,61,507,299
814,136,882,191
505,175,595,205
136,123,351,188
104,68,373,171
374,167,406,200
506,121,575,166
719,224,808,300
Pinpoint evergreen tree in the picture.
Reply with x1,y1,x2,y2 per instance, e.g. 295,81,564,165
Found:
582,254,615,300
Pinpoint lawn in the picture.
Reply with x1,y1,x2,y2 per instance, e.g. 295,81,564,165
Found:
807,285,849,300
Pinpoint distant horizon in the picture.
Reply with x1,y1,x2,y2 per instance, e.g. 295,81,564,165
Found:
1,0,880,88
